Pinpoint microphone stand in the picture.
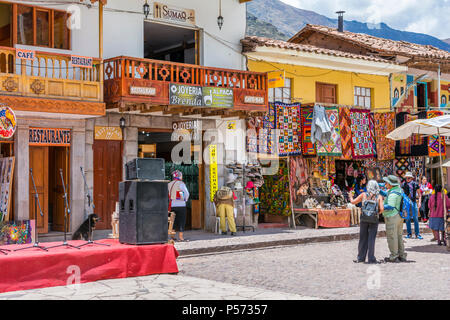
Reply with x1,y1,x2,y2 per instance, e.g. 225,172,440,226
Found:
77,167,110,248
46,169,79,250
14,168,48,252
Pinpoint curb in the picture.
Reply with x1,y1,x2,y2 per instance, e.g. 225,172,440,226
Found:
177,227,432,256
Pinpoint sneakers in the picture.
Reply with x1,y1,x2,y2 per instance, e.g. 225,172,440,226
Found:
384,257,400,263
405,234,412,239
416,234,423,240
398,257,408,262
231,232,236,236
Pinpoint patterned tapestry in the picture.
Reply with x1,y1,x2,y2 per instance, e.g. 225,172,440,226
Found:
253,104,276,155
246,117,259,154
350,109,376,159
0,220,34,245
374,112,396,161
300,106,316,156
316,107,343,156
395,111,428,157
427,110,446,157
275,102,302,156
394,157,410,178
409,156,425,179
260,160,291,216
339,107,353,160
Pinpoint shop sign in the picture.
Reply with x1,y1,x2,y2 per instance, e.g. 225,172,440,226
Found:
209,145,218,202
154,2,195,26
130,86,156,96
16,49,35,61
71,55,93,68
29,128,71,147
94,126,123,141
172,120,201,141
244,96,265,105
0,104,16,139
169,84,203,107
226,121,236,130
203,87,234,108
268,71,285,89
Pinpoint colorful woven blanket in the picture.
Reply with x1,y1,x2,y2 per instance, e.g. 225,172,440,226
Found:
316,107,343,156
350,109,376,159
427,110,446,157
395,111,428,157
275,102,302,156
374,112,396,161
300,106,316,156
339,107,353,160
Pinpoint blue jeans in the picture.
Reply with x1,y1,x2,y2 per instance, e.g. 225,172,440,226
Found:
405,202,420,236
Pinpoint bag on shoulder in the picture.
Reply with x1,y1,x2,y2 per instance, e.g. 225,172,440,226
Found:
391,190,412,219
217,186,233,200
360,199,379,224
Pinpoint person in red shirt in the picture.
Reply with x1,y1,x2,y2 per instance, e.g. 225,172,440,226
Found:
419,176,433,223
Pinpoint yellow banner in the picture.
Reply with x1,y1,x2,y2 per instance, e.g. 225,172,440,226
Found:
209,145,218,202
268,71,285,89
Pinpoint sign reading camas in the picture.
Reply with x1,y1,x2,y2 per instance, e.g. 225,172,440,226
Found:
0,105,16,139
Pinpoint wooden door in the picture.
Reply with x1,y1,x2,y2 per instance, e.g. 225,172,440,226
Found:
316,82,337,104
52,147,70,232
93,140,122,230
29,147,49,234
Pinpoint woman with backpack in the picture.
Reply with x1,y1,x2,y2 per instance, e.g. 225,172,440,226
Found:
428,184,450,246
349,180,384,264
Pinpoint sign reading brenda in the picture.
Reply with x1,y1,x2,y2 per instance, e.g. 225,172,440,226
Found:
29,128,71,147
169,84,203,107
203,87,233,108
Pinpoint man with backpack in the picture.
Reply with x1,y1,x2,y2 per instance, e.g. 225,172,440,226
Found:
214,186,237,236
382,175,407,263
401,172,423,239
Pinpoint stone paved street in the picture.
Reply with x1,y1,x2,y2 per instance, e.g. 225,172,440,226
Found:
0,232,447,300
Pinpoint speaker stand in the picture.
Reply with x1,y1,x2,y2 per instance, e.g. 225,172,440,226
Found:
0,248,10,255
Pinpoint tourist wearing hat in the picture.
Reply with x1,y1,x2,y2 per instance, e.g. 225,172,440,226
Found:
382,175,407,263
401,172,423,239
214,186,238,236
168,170,190,242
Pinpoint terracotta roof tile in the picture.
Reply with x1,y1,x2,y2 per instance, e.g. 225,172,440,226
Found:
241,36,396,63
294,24,450,61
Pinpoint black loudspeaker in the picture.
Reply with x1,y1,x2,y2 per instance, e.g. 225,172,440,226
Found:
125,158,165,181
119,180,169,245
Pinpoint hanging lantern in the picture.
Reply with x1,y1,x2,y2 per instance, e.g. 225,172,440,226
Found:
143,0,150,19
217,0,223,30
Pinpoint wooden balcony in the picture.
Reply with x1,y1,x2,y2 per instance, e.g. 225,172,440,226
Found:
0,47,105,117
104,56,268,117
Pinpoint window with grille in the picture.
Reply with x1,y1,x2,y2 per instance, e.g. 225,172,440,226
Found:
354,86,372,109
269,78,292,104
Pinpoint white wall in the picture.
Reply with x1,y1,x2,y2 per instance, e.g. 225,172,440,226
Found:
10,0,247,71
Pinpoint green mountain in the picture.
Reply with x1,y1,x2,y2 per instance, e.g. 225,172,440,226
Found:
246,12,289,40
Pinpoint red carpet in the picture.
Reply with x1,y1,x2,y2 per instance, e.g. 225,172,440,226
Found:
0,239,179,294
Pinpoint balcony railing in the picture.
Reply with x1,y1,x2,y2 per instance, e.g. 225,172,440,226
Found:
0,46,102,102
104,56,268,113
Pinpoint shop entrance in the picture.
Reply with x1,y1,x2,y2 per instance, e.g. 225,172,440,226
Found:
144,21,199,64
29,146,70,234
138,128,203,230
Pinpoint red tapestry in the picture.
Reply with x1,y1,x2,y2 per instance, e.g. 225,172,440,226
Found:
349,109,376,159
339,107,352,160
374,112,395,161
300,106,316,156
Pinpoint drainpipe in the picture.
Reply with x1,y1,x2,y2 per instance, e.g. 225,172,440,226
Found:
389,73,393,111
99,1,104,99
438,64,441,108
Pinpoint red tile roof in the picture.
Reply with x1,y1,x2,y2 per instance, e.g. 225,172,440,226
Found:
241,36,397,64
290,24,450,61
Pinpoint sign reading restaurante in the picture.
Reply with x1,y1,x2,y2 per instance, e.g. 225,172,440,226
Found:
29,128,71,147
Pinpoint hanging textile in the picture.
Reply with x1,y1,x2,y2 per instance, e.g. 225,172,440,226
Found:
289,156,309,209
409,156,425,179
300,106,316,156
427,110,446,157
350,109,376,159
374,112,396,161
257,104,276,155
395,111,428,157
260,160,291,216
246,117,259,154
394,157,410,178
316,107,343,156
311,105,332,144
338,107,353,160
275,102,302,156
379,161,395,178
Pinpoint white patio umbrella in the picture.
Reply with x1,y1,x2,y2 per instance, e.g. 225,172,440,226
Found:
387,114,450,250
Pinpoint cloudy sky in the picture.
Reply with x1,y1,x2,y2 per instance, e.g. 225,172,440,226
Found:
280,0,450,40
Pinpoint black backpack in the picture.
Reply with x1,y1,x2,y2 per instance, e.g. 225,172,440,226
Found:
360,197,379,224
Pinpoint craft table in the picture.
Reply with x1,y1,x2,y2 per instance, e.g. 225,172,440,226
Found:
291,208,351,229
